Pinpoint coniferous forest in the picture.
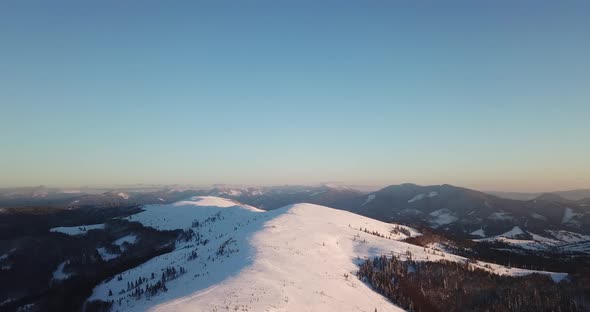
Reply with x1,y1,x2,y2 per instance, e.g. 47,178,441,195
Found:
357,254,590,312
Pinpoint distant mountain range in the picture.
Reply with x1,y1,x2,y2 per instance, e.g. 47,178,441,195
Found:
2,184,589,241
489,189,590,201
205,185,363,210
1,190,589,311
169,184,590,242
0,185,363,211
350,184,590,238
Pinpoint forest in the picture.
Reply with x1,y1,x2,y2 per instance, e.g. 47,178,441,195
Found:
357,253,590,312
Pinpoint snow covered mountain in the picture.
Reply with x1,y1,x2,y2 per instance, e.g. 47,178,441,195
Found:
352,184,590,239
205,185,363,210
87,196,567,312
490,188,590,201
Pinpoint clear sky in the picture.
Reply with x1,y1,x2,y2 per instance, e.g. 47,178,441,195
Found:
1,1,589,192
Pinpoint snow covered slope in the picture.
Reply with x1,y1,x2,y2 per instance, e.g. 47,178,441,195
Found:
50,223,105,235
473,226,590,252
89,196,567,312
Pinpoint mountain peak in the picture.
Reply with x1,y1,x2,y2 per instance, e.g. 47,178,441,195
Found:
534,193,570,203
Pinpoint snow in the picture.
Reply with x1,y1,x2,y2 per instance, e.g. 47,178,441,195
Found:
0,248,15,269
97,247,120,261
309,190,327,197
125,196,261,231
52,261,73,281
211,189,244,196
474,227,590,252
475,226,526,242
550,274,568,283
89,196,567,312
118,192,130,200
500,226,525,238
361,194,376,206
96,235,139,261
158,198,165,202
487,212,514,221
61,190,81,194
530,213,547,220
114,234,138,251
428,209,458,227
559,241,590,253
561,207,582,224
50,223,105,235
548,230,590,244
1,298,15,306
407,191,438,203
226,189,242,196
470,228,486,237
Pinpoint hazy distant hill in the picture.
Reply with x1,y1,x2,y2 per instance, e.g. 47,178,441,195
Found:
489,188,590,201
205,185,363,210
351,183,590,238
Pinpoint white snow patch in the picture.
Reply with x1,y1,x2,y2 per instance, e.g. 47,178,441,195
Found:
61,190,81,194
475,226,524,242
158,198,165,202
117,192,130,199
361,194,376,206
226,189,242,196
562,207,582,224
487,212,513,221
114,234,138,251
474,227,566,251
97,247,119,261
530,213,547,220
500,226,525,238
52,261,73,281
0,248,16,264
408,191,438,203
50,224,105,236
550,273,568,283
470,228,486,237
548,230,590,244
125,196,261,231
428,209,458,226
309,190,327,197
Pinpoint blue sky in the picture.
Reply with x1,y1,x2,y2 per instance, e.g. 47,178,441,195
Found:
1,1,589,191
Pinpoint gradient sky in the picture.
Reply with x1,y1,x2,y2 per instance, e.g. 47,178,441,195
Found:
1,1,589,192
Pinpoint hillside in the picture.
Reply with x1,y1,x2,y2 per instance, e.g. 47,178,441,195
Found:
352,184,590,239
206,185,363,210
87,196,567,312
